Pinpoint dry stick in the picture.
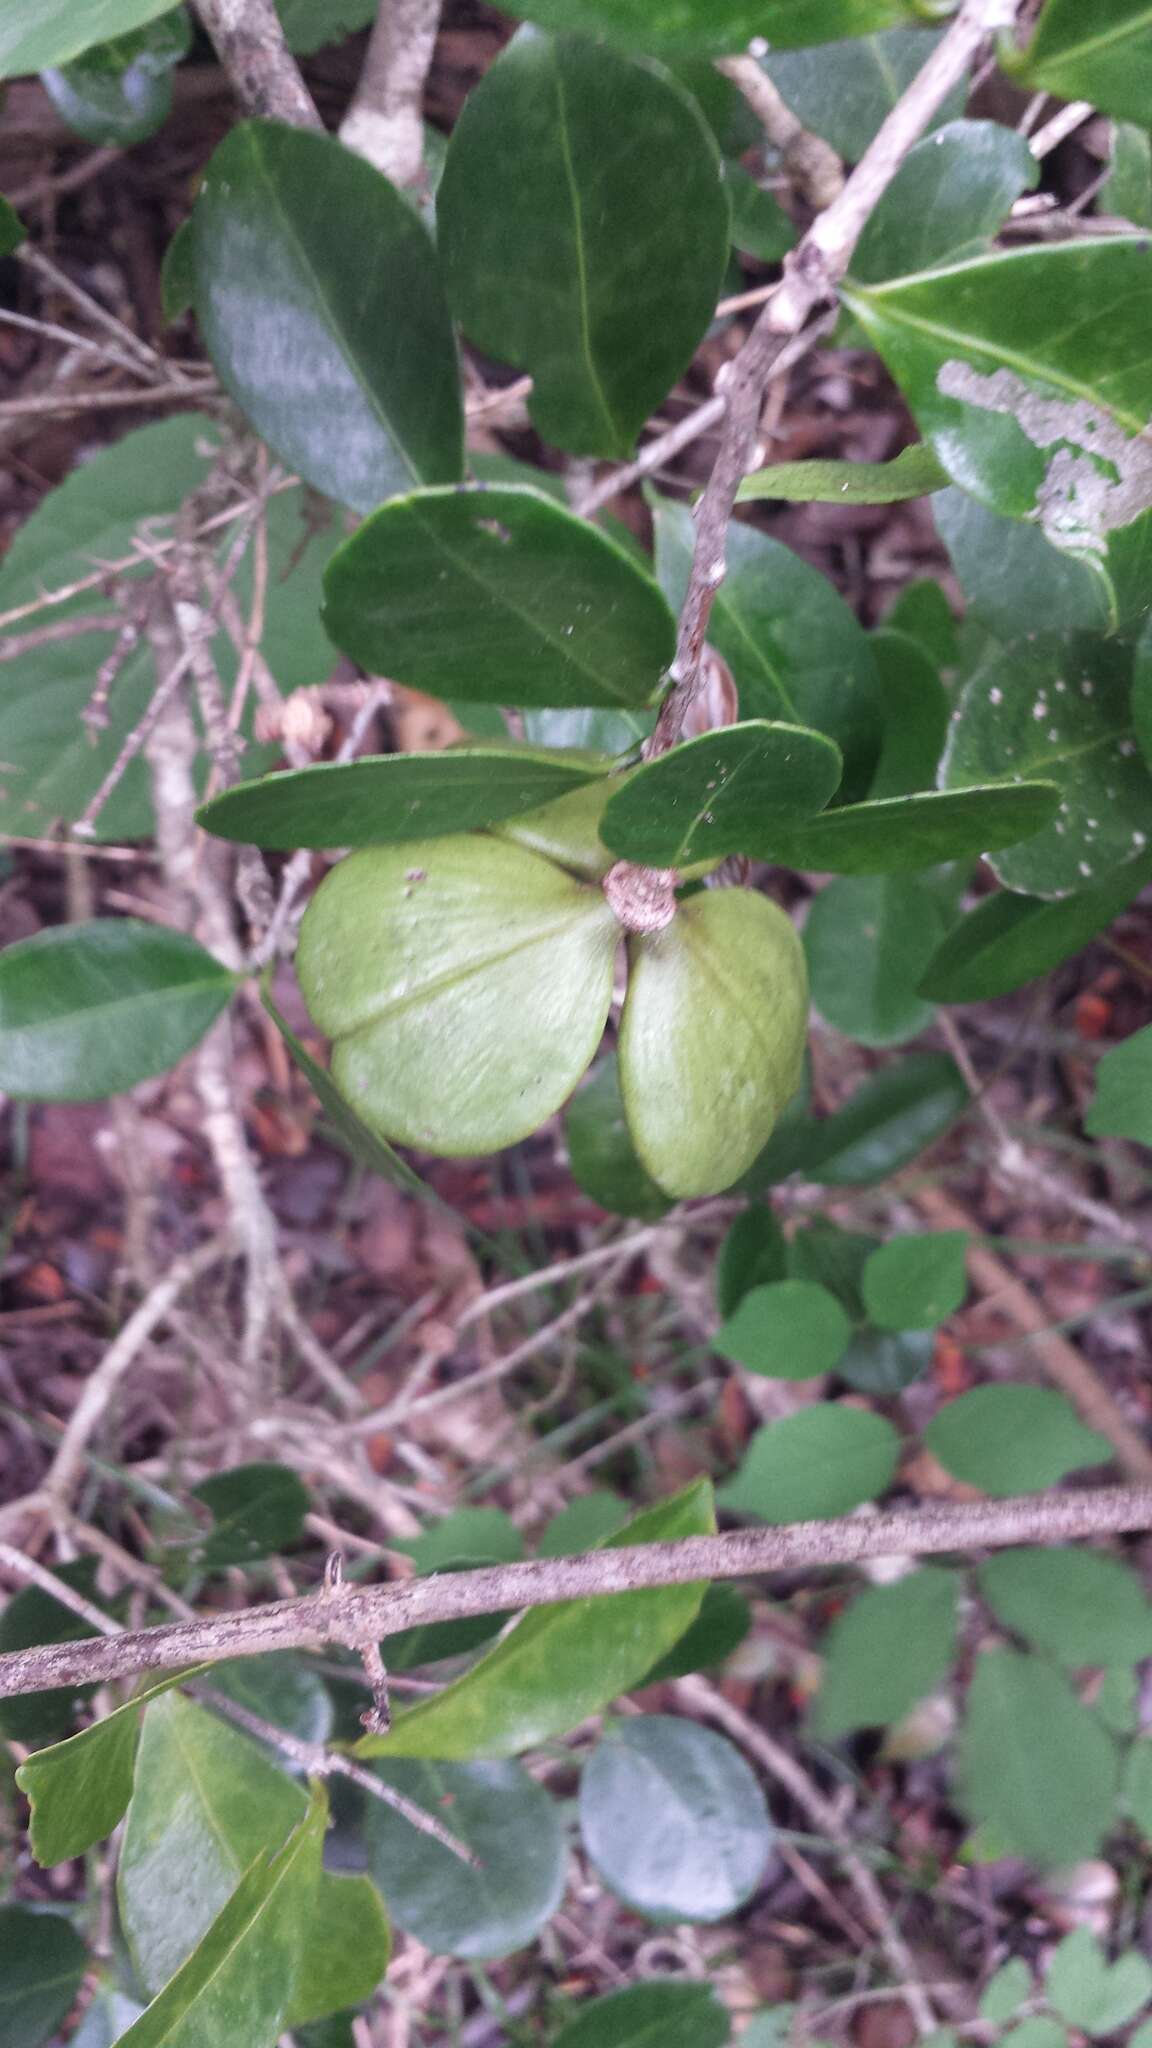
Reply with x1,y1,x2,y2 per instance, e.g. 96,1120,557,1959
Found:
715,56,844,210
0,614,120,666
0,1543,122,1637
915,1184,1152,1483
340,0,443,185
72,642,198,837
675,1675,938,2036
17,247,183,384
5,1482,1152,1698
0,307,158,383
194,0,322,128
0,380,219,420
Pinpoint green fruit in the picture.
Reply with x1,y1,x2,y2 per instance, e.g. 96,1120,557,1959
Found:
618,888,807,1198
296,834,618,1155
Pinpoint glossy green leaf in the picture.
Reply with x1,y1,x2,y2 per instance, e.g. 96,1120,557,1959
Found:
261,980,433,1197
494,0,919,57
18,1668,205,1866
933,488,1112,642
849,122,1037,284
365,1756,565,1958
653,500,881,802
919,857,1152,1003
41,10,189,147
296,835,617,1157
958,1650,1119,1867
1020,0,1152,128
1104,122,1152,227
0,1905,88,2047
198,746,606,850
0,192,27,253
357,1480,713,1758
641,1582,751,1683
1086,1023,1152,1146
580,1716,773,1920
601,722,841,868
537,1493,629,1557
209,1653,333,1744
736,442,949,507
883,580,960,671
981,1960,1034,2025
727,165,795,263
0,920,235,1101
716,1206,788,1318
846,241,1152,567
193,120,463,513
761,27,962,161
862,1231,968,1330
387,1511,522,1670
565,1054,672,1221
1046,1928,1152,2034
439,31,728,457
190,1461,309,1568
492,775,625,880
979,1548,1152,1668
552,1982,731,2048
521,701,653,757
620,888,808,1198
120,1694,389,2024
719,1405,900,1524
803,1051,968,1186
0,0,178,75
804,874,943,1047
942,632,1152,896
0,1557,102,1741
715,1279,852,1381
276,0,376,51
739,782,1059,876
119,1787,326,2048
866,629,951,800
294,2023,357,2048
925,1386,1113,1496
324,485,673,709
814,1569,959,1737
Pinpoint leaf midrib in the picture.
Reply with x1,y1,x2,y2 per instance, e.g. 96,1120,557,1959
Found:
1035,2,1152,71
550,48,620,452
339,900,611,1040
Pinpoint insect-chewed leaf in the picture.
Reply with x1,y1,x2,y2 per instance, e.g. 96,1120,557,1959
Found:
295,835,618,1156
619,888,808,1198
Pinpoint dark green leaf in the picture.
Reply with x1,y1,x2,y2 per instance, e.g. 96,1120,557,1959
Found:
276,0,376,52
849,121,1037,283
838,1325,933,1394
208,1653,333,1745
190,1461,309,1568
579,1715,773,1920
737,783,1059,875
919,858,1152,1004
119,1694,389,2025
198,745,606,850
493,0,919,57
0,192,27,253
119,1787,326,2047
716,1205,788,1318
522,702,654,756
866,629,951,800
640,1583,752,1683
358,1481,714,1758
802,1052,968,1185
883,580,960,671
295,2022,356,2048
942,632,1152,896
365,1757,565,1958
846,241,1152,566
1104,122,1152,227
262,979,434,1198
761,27,962,160
715,1279,852,1381
979,1548,1152,1667
0,1905,87,2048
439,31,729,458
159,218,194,321
719,1405,901,1524
1045,1927,1152,2034
565,1054,672,1221
788,1220,875,1315
537,1493,629,1557
1018,0,1152,128
601,721,841,866
1086,1023,1152,1146
552,1982,731,2048
18,1668,205,1865
814,1569,959,1737
804,874,943,1046
0,920,236,1101
0,1557,103,1742
41,10,189,147
387,1513,522,1669
193,120,463,512
323,485,674,708
958,1649,1119,1866
0,0,178,74
727,165,795,263
862,1231,968,1330
736,442,949,507
934,487,1111,642
925,1387,1113,1496
653,500,881,802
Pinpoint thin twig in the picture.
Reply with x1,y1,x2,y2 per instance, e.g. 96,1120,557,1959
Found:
0,1544,121,1637
4,1482,1151,1697
715,56,843,208
0,380,219,420
0,613,120,666
340,0,442,186
194,0,322,128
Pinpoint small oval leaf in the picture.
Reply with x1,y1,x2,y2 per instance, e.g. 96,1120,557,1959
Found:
600,720,842,867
